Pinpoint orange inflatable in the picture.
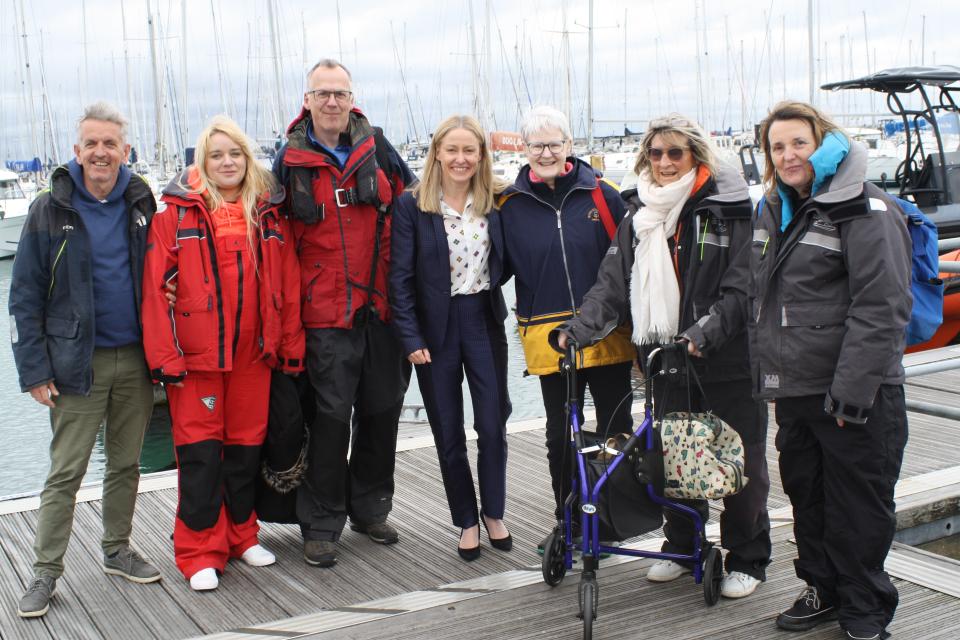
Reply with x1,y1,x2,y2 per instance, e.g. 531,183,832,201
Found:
906,249,960,352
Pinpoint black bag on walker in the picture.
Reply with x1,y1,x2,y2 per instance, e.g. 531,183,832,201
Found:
580,429,665,542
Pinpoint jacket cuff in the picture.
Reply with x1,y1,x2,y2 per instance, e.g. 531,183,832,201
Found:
824,391,871,424
681,324,708,353
151,368,186,385
548,325,575,353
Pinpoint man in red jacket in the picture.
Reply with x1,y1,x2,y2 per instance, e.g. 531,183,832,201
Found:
273,59,415,567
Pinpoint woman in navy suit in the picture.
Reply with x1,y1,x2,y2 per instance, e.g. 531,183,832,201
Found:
390,115,512,560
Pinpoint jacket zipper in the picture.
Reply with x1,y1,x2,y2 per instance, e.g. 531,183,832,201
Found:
47,237,68,299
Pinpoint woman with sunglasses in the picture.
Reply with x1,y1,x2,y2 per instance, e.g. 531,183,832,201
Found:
498,106,636,554
553,114,771,599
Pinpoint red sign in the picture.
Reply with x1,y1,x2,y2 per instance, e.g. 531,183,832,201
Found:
490,131,524,152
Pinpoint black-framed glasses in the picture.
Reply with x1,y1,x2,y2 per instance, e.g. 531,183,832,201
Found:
648,146,688,161
306,89,353,103
526,140,566,156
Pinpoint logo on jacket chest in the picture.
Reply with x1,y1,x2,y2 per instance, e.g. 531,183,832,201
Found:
811,216,836,232
587,208,600,223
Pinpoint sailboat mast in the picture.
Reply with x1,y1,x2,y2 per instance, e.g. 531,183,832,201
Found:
807,0,815,103
467,0,481,120
587,0,594,149
16,0,40,163
694,0,703,127
484,0,493,132
120,1,142,161
147,0,166,171
268,0,285,136
181,0,189,146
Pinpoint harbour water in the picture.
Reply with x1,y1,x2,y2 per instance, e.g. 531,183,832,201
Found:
0,259,561,498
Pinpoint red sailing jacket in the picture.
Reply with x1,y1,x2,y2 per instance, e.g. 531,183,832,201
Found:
279,108,409,329
142,169,305,378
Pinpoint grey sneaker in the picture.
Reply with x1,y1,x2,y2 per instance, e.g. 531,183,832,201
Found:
304,540,338,567
18,576,56,618
350,520,399,545
103,546,162,584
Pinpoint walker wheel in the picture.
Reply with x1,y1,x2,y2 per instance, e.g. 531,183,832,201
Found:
702,546,723,606
578,578,597,639
541,528,567,586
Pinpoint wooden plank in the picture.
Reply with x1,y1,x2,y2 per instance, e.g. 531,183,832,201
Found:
1,511,101,640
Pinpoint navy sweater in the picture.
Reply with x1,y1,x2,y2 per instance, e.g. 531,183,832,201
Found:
67,160,141,347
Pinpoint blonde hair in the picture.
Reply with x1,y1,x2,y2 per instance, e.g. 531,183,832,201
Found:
412,115,506,214
758,100,845,197
633,113,717,179
190,115,277,240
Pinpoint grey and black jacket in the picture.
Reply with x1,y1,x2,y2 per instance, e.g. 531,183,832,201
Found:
749,141,911,423
553,162,754,383
9,165,156,395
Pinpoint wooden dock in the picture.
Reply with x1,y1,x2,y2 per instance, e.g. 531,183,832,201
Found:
1,367,959,640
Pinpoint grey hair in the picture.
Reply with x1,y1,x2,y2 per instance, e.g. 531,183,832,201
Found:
306,58,353,82
633,113,717,177
77,101,128,142
520,105,573,142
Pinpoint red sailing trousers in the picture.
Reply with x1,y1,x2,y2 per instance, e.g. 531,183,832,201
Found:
167,231,270,580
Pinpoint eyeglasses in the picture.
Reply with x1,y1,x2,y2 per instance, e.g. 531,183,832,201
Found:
306,89,353,103
648,147,688,162
526,140,566,156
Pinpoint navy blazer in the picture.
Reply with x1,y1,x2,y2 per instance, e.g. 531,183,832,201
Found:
389,191,508,356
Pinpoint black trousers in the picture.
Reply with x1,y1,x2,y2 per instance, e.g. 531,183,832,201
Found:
297,317,411,541
776,386,908,637
416,293,511,529
540,360,634,521
655,377,772,580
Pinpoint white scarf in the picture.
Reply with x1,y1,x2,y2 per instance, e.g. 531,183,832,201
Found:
629,167,697,345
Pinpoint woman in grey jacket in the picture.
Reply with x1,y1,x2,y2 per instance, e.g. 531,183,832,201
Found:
753,101,911,640
554,114,771,600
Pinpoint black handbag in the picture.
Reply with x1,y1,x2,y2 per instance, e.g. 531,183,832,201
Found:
579,429,664,541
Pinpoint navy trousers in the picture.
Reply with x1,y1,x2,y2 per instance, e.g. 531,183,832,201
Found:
415,292,512,528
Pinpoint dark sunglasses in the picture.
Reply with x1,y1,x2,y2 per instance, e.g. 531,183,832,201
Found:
648,147,687,161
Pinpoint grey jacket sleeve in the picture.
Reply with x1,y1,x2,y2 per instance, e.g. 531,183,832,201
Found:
829,206,911,420
550,212,634,351
681,215,751,354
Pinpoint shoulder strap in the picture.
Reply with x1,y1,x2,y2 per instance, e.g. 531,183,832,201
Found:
756,195,766,219
497,191,520,209
591,177,617,240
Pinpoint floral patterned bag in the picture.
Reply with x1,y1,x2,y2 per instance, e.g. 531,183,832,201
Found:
656,411,748,500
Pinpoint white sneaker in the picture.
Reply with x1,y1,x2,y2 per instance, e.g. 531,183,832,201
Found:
646,560,692,582
720,571,761,598
189,568,219,591
240,544,276,567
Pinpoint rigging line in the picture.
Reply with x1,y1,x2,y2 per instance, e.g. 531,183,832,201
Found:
748,0,776,128
493,10,524,122
648,1,679,113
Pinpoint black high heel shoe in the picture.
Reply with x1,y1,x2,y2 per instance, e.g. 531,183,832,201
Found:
481,515,513,552
458,526,481,561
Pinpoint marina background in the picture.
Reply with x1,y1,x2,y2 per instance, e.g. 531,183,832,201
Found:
2,0,960,166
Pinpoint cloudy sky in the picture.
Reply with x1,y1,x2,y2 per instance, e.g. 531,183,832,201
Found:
1,0,957,164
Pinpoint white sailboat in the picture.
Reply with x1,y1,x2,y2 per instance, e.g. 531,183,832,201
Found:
0,169,33,259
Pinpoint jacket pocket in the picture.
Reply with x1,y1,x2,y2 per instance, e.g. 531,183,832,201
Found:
780,302,847,377
173,296,215,355
45,316,83,383
301,262,341,325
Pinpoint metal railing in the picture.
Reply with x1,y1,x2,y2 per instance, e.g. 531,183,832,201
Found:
904,345,960,420
941,238,960,273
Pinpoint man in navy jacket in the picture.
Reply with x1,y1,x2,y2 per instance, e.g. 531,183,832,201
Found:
9,102,161,619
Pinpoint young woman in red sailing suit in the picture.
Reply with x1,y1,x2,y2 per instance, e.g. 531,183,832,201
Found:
142,116,304,591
